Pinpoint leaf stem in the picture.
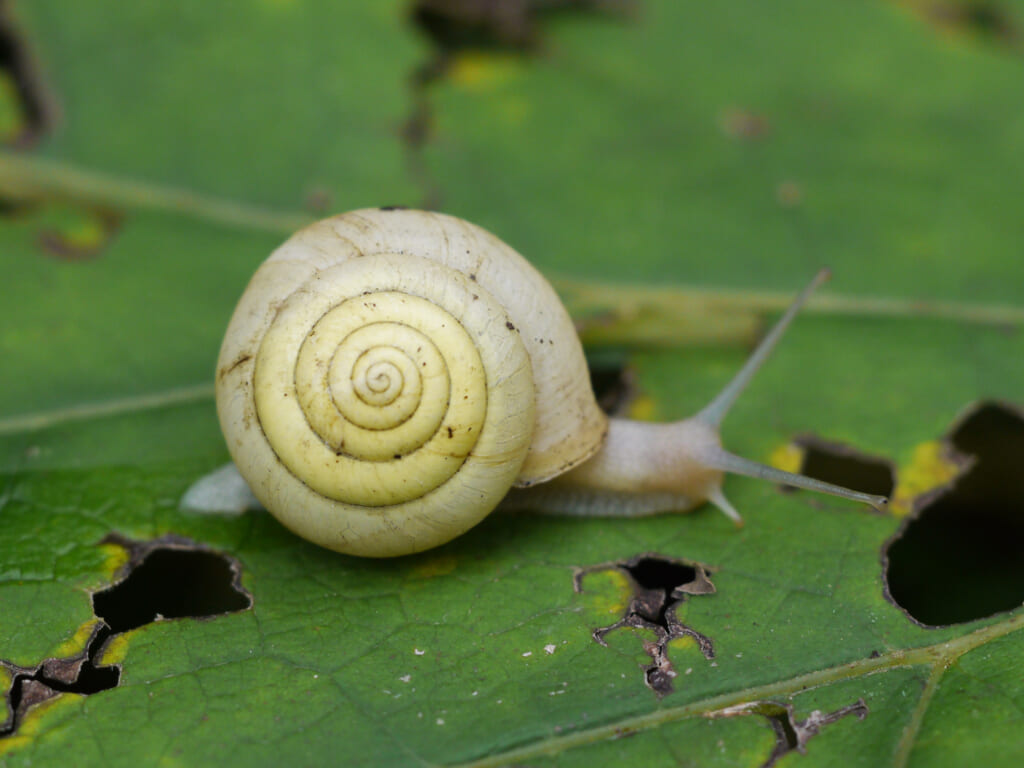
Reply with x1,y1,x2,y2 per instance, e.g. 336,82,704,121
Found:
0,383,215,435
559,278,1024,347
892,660,946,768
0,151,311,234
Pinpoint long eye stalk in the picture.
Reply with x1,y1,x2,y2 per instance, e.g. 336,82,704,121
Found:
696,269,831,429
694,269,888,518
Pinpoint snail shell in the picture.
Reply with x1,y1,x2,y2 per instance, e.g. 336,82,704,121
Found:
216,209,606,557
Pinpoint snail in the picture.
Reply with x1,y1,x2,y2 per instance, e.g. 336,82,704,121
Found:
214,208,886,558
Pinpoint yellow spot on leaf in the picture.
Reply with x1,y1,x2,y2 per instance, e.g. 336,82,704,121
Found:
667,635,698,654
578,568,631,619
35,202,121,260
99,633,130,666
890,440,963,517
61,215,104,250
0,73,24,143
770,442,805,475
627,394,656,421
99,540,130,579
411,553,457,579
0,694,82,757
450,51,524,91
53,619,101,659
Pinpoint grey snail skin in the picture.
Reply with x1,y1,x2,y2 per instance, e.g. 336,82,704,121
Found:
212,209,887,558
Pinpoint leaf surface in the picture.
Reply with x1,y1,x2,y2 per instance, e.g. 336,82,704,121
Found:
1,2,1022,766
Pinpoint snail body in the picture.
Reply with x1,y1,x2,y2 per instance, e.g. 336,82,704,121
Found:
216,209,885,557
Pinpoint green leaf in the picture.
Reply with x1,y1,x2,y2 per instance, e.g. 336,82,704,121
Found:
1,1,1022,766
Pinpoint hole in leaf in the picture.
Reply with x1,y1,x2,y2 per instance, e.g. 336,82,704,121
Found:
93,541,252,633
962,2,1015,35
762,704,801,758
2,536,251,738
1,624,118,737
906,1,1021,49
411,0,635,51
710,699,868,768
0,198,123,261
575,553,715,696
588,355,636,416
789,436,895,499
403,0,634,207
884,401,1024,626
624,557,701,624
36,205,122,261
0,4,54,147
0,195,30,216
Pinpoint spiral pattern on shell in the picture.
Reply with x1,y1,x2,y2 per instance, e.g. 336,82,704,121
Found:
255,255,518,508
216,209,607,557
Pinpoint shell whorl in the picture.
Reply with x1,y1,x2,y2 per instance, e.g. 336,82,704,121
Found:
216,209,607,557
